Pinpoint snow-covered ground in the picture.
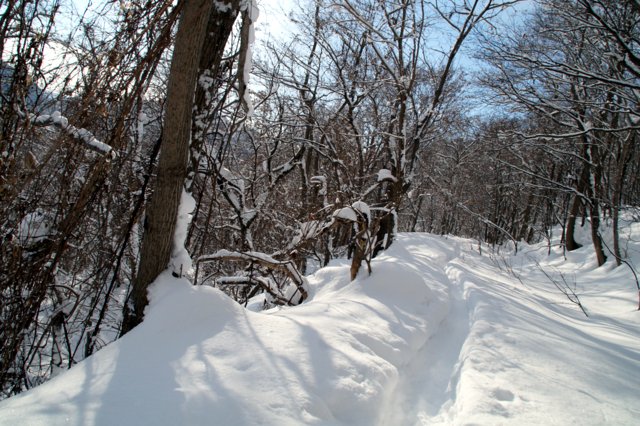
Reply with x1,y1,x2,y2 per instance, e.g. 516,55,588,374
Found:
1,226,639,425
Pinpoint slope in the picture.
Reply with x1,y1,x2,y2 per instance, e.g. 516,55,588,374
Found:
0,231,638,425
383,231,640,425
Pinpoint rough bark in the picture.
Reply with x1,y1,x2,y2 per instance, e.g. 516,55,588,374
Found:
121,0,238,334
565,194,583,252
188,1,241,189
589,201,607,266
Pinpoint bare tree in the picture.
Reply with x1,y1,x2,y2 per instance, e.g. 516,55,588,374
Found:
121,0,245,334
1,0,181,396
480,0,640,266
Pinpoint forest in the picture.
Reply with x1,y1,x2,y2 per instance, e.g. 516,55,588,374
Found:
1,0,639,400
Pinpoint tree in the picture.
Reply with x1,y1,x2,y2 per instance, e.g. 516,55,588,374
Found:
121,0,243,334
480,0,640,266
1,0,182,396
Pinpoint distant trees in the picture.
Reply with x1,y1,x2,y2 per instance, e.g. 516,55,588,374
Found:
216,0,520,280
480,0,640,264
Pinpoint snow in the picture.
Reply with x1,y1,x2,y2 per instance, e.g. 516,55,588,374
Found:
213,0,234,13
29,110,115,157
17,209,53,245
311,175,327,196
170,189,196,277
331,201,371,224
218,165,244,193
1,226,639,425
351,201,370,221
198,249,308,304
377,168,398,183
333,206,358,222
136,110,147,142
240,0,259,117
288,220,332,249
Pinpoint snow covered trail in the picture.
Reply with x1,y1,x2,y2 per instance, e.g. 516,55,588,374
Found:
0,233,639,425
445,245,640,425
378,236,472,425
387,235,640,425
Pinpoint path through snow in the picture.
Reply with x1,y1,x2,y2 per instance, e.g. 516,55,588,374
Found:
0,233,638,425
385,233,640,425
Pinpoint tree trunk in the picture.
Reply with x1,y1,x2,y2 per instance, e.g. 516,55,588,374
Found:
188,1,241,188
121,0,235,335
566,162,590,252
589,201,607,266
611,132,635,266
585,135,607,267
565,194,583,251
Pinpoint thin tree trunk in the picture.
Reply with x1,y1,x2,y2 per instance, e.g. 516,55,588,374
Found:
566,162,590,251
586,136,607,267
612,132,635,266
589,201,607,266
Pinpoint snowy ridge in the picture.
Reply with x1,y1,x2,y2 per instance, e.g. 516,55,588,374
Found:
0,232,639,425
0,234,452,425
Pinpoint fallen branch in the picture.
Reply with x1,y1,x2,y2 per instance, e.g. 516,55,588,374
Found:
215,276,294,306
196,250,308,305
535,259,589,317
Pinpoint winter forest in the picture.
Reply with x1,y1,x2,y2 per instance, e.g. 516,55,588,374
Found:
1,0,640,420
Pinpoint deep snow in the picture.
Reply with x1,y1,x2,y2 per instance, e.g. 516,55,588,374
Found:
1,228,639,425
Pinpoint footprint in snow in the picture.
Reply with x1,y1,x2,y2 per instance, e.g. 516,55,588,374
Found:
492,388,515,402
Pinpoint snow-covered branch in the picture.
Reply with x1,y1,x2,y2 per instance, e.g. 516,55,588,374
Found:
196,249,308,305
24,110,116,158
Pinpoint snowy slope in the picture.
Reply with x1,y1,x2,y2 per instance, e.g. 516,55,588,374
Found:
387,235,640,425
0,231,639,425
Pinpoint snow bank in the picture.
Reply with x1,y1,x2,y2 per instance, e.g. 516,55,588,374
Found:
384,229,640,425
0,235,451,426
1,228,639,425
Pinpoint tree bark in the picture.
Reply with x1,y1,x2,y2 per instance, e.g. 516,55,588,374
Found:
612,132,635,266
566,160,590,252
589,201,607,266
121,0,238,334
565,194,583,252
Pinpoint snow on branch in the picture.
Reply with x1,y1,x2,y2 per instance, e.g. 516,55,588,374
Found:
277,217,338,259
238,0,259,116
23,110,116,158
333,207,358,222
377,168,397,183
333,201,371,224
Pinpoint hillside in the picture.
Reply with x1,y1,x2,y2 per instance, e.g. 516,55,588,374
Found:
0,228,639,425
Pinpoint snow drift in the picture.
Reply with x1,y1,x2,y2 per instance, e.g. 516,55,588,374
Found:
0,230,639,425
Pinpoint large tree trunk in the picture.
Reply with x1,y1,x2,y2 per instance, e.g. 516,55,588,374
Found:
121,0,239,334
